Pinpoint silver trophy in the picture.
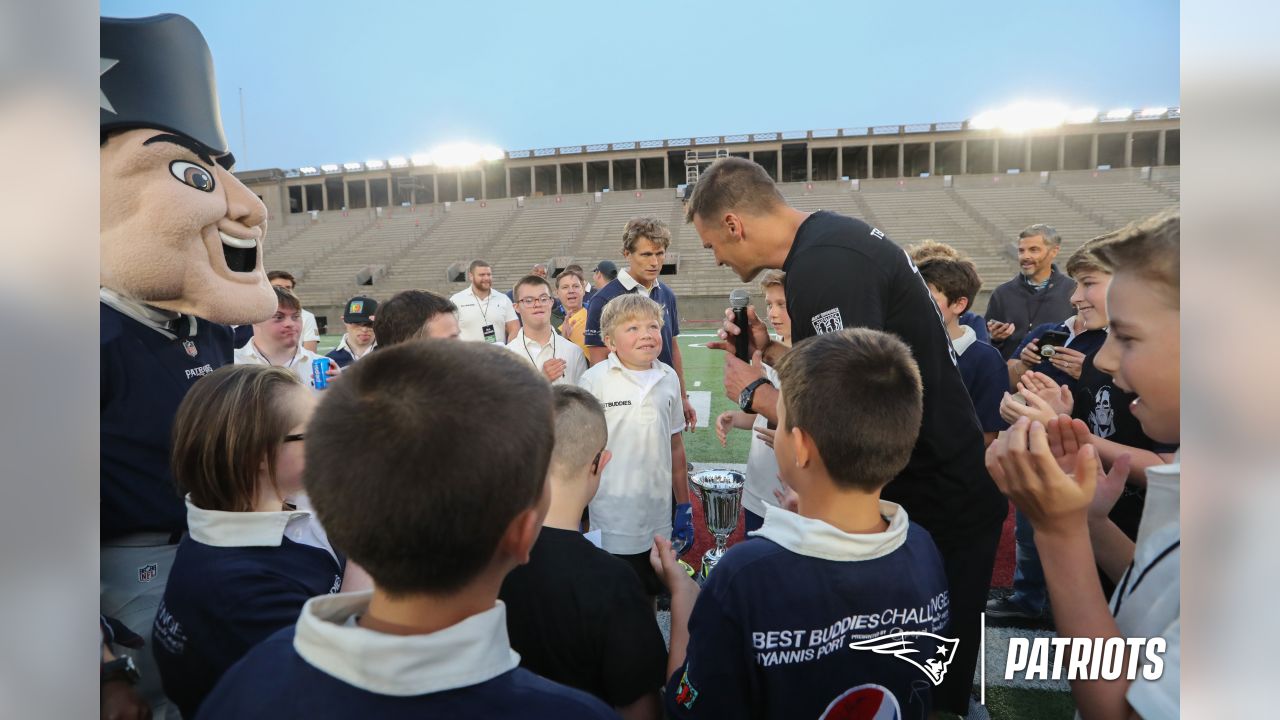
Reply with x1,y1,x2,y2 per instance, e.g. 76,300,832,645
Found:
689,469,746,580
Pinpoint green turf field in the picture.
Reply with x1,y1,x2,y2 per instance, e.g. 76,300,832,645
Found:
318,329,1074,719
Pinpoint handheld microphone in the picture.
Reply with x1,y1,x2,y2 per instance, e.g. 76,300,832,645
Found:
729,289,751,362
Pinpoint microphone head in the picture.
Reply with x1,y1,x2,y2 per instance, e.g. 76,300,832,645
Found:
729,289,750,309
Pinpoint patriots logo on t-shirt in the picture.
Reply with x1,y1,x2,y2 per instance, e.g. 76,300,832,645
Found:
812,308,845,335
847,631,959,686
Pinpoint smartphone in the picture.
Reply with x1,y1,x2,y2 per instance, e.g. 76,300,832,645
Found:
1037,329,1071,357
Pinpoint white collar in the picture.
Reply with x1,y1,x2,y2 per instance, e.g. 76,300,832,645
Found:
605,352,666,375
292,592,520,696
100,287,188,339
336,334,375,359
515,327,557,349
750,501,909,561
1064,314,1080,343
951,325,977,356
617,269,657,295
185,495,313,548
245,338,305,368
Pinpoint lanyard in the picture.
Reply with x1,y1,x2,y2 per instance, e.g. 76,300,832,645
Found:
253,340,299,368
471,291,491,322
524,332,555,367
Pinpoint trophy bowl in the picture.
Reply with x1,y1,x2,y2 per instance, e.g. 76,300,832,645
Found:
689,469,746,580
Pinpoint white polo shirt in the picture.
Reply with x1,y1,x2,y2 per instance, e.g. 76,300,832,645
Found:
449,288,518,344
234,340,329,390
743,364,782,518
506,328,587,386
577,353,684,555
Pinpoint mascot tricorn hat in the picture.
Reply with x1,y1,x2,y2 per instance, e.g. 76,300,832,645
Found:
100,14,230,162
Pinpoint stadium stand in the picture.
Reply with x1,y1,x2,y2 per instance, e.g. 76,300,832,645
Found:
266,167,1178,316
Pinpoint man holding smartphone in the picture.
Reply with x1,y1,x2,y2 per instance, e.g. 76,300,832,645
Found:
984,224,1077,359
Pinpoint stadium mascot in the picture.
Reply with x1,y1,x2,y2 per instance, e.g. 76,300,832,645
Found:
99,14,276,716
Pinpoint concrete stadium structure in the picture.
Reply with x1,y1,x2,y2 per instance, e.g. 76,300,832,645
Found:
237,112,1179,325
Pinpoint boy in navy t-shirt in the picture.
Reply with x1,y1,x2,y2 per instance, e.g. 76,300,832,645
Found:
653,328,950,719
197,341,616,720
918,256,1008,445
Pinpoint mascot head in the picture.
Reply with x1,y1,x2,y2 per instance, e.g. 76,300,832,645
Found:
100,14,276,324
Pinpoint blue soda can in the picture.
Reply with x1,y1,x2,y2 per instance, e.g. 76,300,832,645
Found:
311,357,331,389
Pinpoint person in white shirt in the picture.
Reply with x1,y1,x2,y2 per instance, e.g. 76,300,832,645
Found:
507,275,586,386
234,287,336,389
450,260,519,344
714,270,792,533
267,270,320,352
578,294,691,597
986,210,1179,719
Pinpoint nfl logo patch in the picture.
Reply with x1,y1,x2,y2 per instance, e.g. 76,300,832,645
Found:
138,563,159,583
182,340,198,358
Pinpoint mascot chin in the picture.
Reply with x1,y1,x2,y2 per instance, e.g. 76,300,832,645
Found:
99,15,275,716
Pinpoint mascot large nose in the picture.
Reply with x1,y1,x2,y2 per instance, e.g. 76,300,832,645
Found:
221,168,267,231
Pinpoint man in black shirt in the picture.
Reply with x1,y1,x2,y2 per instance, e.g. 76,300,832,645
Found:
685,157,1006,715
500,386,667,719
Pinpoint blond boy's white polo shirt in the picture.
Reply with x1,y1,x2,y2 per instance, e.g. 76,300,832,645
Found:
506,329,587,386
234,340,327,389
577,353,683,555
449,288,518,344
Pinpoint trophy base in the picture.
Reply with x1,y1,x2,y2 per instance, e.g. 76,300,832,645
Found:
699,547,727,581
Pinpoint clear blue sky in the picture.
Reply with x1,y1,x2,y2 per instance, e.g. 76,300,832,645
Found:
101,0,1179,171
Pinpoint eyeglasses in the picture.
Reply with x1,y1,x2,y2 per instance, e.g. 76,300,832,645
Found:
283,433,305,443
517,295,553,307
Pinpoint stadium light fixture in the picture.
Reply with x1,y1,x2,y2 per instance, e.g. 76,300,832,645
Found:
343,162,364,172
1067,108,1099,124
388,156,409,168
969,101,1069,133
411,153,433,167
365,159,386,170
428,142,506,168
299,166,319,175
321,163,341,174
1137,107,1168,118
1105,108,1134,121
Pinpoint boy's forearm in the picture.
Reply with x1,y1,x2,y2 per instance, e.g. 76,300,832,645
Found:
1087,436,1173,486
1035,527,1136,719
1087,517,1136,584
665,584,697,678
671,435,690,504
761,340,788,367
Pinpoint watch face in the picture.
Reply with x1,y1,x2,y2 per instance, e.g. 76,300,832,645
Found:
738,386,751,409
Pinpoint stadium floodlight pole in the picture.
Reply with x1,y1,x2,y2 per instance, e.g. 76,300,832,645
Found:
239,86,247,167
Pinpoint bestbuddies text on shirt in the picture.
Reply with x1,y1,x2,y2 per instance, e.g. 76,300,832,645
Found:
751,592,950,667
1004,637,1168,681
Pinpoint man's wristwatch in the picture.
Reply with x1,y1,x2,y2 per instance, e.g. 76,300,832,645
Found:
101,655,140,685
738,377,771,413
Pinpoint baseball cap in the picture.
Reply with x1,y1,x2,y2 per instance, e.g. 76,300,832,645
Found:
343,296,378,324
594,260,618,280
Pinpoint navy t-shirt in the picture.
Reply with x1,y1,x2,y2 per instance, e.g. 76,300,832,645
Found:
781,212,1005,530
958,340,1008,434
196,626,619,720
232,323,254,349
325,347,356,368
959,311,989,343
152,537,344,719
665,527,950,719
101,304,232,539
584,277,680,367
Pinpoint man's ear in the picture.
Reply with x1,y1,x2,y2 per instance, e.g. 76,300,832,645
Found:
724,212,743,240
953,296,971,316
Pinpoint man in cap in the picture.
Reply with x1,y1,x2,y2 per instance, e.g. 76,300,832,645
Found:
326,295,378,368
100,13,276,715
586,260,618,309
